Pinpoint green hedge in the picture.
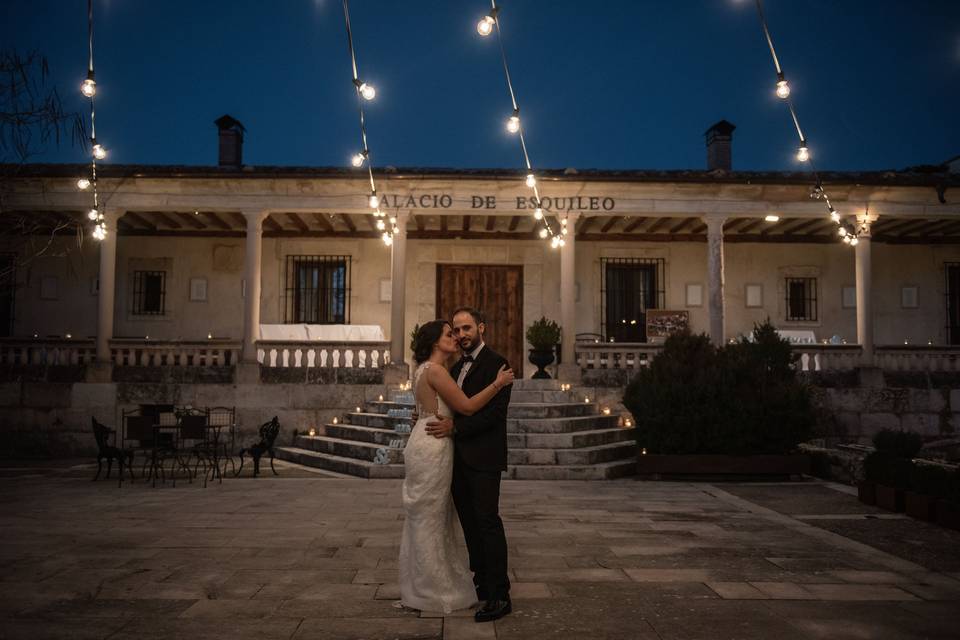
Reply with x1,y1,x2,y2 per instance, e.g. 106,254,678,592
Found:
623,320,814,455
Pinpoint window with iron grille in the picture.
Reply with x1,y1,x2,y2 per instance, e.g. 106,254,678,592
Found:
284,255,350,324
132,271,166,315
785,277,817,322
601,258,665,342
945,263,960,344
0,254,15,337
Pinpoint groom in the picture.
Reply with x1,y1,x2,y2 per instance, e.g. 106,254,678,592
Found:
425,307,512,622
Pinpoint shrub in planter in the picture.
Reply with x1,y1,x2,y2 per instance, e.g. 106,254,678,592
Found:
623,320,814,458
525,317,561,379
872,429,923,459
863,452,912,512
906,463,952,521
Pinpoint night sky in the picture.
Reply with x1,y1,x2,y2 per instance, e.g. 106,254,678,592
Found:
3,0,959,172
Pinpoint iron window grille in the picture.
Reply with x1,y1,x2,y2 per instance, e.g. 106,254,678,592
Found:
785,277,817,322
284,255,350,324
0,254,15,337
600,258,665,342
945,263,960,344
132,271,166,315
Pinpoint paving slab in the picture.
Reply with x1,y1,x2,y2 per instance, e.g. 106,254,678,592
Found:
2,470,960,639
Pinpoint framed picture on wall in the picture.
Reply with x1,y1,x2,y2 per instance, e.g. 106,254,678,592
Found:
685,283,702,307
901,286,918,309
842,286,857,309
380,278,392,302
189,277,208,302
745,283,763,308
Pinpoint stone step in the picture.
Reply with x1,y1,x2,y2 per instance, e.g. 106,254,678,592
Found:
342,412,414,430
511,379,562,391
365,401,598,419
509,390,600,404
276,446,636,481
508,414,621,433
320,424,407,446
296,435,402,463
508,427,635,449
505,459,637,480
507,441,636,466
275,446,405,479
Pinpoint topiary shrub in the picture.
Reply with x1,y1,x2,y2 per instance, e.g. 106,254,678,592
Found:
623,320,814,455
872,429,923,459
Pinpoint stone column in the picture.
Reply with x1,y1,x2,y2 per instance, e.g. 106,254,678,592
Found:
558,212,581,382
704,216,727,345
90,211,120,381
240,211,267,378
386,212,410,383
855,217,874,366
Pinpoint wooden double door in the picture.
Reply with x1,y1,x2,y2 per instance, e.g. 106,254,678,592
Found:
436,264,524,376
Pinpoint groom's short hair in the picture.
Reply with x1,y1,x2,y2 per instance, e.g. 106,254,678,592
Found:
452,307,485,326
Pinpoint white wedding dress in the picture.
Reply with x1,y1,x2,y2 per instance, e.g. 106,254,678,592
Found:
398,362,477,613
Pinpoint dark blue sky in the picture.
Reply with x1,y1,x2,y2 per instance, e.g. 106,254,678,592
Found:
3,0,958,171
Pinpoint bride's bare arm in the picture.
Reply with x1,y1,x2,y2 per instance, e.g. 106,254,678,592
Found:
427,364,513,416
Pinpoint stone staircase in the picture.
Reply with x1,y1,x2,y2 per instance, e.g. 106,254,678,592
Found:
275,379,637,480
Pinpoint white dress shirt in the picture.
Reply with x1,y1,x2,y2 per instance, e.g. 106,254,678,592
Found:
456,342,485,388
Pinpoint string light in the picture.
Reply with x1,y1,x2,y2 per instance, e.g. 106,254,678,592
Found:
751,0,858,246
342,0,392,245
80,0,108,241
476,0,561,247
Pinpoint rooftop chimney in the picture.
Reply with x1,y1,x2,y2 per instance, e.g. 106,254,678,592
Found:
214,114,245,167
705,120,736,172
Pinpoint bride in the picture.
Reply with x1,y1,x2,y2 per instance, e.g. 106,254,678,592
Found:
398,319,515,613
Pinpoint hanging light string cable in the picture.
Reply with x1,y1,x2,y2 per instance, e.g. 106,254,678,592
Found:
78,0,107,240
480,1,564,246
342,0,395,245
752,0,857,244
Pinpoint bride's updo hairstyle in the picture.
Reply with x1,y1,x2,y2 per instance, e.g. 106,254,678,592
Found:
413,319,450,364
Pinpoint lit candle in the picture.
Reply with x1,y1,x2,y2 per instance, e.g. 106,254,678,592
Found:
602,407,611,415
624,419,633,428
584,397,590,404
641,447,647,455
332,417,339,425
356,406,361,412
308,427,317,437
378,395,384,402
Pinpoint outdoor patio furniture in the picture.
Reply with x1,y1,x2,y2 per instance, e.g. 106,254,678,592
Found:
207,406,237,478
123,410,177,487
236,416,281,477
91,417,133,486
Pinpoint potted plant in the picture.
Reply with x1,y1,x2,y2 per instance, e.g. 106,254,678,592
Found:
624,321,813,478
526,317,561,379
906,462,948,521
863,429,922,513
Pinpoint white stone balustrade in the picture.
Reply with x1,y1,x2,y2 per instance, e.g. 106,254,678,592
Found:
874,346,960,372
110,339,240,367
257,340,390,369
575,342,665,370
789,344,863,372
0,339,97,366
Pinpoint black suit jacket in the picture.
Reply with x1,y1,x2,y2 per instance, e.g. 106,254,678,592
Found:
450,345,512,472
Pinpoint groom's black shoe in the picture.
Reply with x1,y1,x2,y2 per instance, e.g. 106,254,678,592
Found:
474,598,511,623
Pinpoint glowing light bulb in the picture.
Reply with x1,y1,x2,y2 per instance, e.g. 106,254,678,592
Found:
92,224,106,240
796,144,810,162
506,111,520,134
351,152,366,167
551,236,560,249
561,227,568,235
561,218,567,226
92,144,106,160
77,178,90,190
829,208,840,222
525,174,536,188
764,214,780,222
87,208,99,221
376,220,386,231
382,233,393,246
775,79,790,99
533,208,543,220
842,236,851,244
81,75,97,98
359,82,376,100
838,226,848,237
538,228,548,239
389,216,397,225
559,238,566,247
369,193,379,208
477,15,495,36
849,237,859,246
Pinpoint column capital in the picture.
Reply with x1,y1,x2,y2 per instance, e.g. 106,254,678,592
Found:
702,215,728,233
242,210,269,224
99,209,122,233
565,211,582,223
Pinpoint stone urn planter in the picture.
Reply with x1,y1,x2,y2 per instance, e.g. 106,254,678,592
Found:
527,348,556,379
636,454,810,480
525,316,561,380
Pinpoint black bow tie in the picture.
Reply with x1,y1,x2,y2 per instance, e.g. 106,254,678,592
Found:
461,355,474,363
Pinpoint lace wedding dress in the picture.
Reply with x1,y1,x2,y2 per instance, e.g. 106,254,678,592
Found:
398,362,477,613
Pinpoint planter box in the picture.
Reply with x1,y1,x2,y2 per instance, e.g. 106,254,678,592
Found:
857,481,876,506
874,484,905,512
636,454,810,480
904,491,937,521
935,500,960,531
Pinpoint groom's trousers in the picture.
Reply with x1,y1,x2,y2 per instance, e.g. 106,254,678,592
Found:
452,452,510,601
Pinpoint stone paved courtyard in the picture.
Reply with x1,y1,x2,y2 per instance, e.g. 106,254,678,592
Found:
1,462,959,639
